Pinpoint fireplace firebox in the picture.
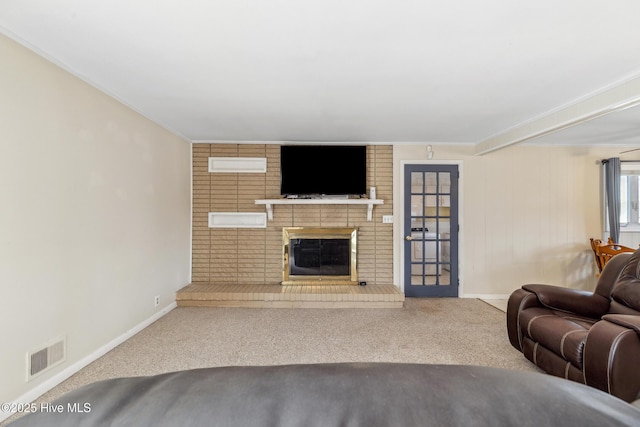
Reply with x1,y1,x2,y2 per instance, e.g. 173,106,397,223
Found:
282,227,358,285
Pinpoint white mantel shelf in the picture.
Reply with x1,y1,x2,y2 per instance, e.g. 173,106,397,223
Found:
255,198,384,221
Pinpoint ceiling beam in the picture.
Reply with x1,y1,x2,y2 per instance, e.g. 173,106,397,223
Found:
474,74,640,155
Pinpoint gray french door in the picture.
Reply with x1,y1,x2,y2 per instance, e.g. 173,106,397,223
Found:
404,164,459,297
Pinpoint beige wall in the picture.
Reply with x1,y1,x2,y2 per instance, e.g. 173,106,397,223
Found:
192,144,393,285
0,34,191,408
394,143,628,296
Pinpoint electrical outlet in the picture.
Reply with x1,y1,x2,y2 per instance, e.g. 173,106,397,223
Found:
154,295,160,307
382,215,394,224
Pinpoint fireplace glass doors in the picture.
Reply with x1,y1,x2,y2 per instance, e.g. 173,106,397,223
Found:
282,227,357,285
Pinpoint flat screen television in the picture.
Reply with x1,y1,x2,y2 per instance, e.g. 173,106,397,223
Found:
280,145,367,196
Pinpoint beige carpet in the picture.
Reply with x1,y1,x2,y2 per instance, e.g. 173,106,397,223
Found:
4,298,537,425
44,298,536,395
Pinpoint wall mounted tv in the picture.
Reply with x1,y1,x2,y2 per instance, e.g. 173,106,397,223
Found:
280,145,367,197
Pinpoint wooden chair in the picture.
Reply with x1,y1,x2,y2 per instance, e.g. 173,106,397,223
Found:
590,238,605,273
590,237,636,274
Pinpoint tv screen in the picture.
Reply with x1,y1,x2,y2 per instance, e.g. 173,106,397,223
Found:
280,145,367,196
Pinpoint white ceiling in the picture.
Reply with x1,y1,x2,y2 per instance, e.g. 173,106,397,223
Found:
2,0,640,149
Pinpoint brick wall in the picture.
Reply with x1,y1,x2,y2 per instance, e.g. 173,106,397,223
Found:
192,144,393,285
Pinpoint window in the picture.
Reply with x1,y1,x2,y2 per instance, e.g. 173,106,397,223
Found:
620,163,640,230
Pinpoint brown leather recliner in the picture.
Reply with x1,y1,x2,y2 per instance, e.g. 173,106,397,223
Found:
507,250,640,402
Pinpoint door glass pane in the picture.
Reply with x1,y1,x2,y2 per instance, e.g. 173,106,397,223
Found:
440,195,450,208
411,172,423,191
425,172,437,186
439,172,451,188
411,195,424,217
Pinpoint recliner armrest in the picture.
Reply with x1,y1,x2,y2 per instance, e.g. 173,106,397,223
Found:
506,288,543,351
522,284,609,319
602,314,640,335
584,317,640,402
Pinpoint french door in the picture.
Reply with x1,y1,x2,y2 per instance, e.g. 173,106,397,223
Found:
404,164,459,297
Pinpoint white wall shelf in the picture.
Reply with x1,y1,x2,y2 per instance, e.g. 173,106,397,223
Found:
255,198,384,221
208,212,267,228
208,157,267,173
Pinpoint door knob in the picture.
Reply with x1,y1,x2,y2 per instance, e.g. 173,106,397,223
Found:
405,235,412,241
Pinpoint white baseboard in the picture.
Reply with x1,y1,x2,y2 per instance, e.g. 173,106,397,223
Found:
1,302,176,423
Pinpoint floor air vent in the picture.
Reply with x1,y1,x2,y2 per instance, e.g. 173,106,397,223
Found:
28,337,66,380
